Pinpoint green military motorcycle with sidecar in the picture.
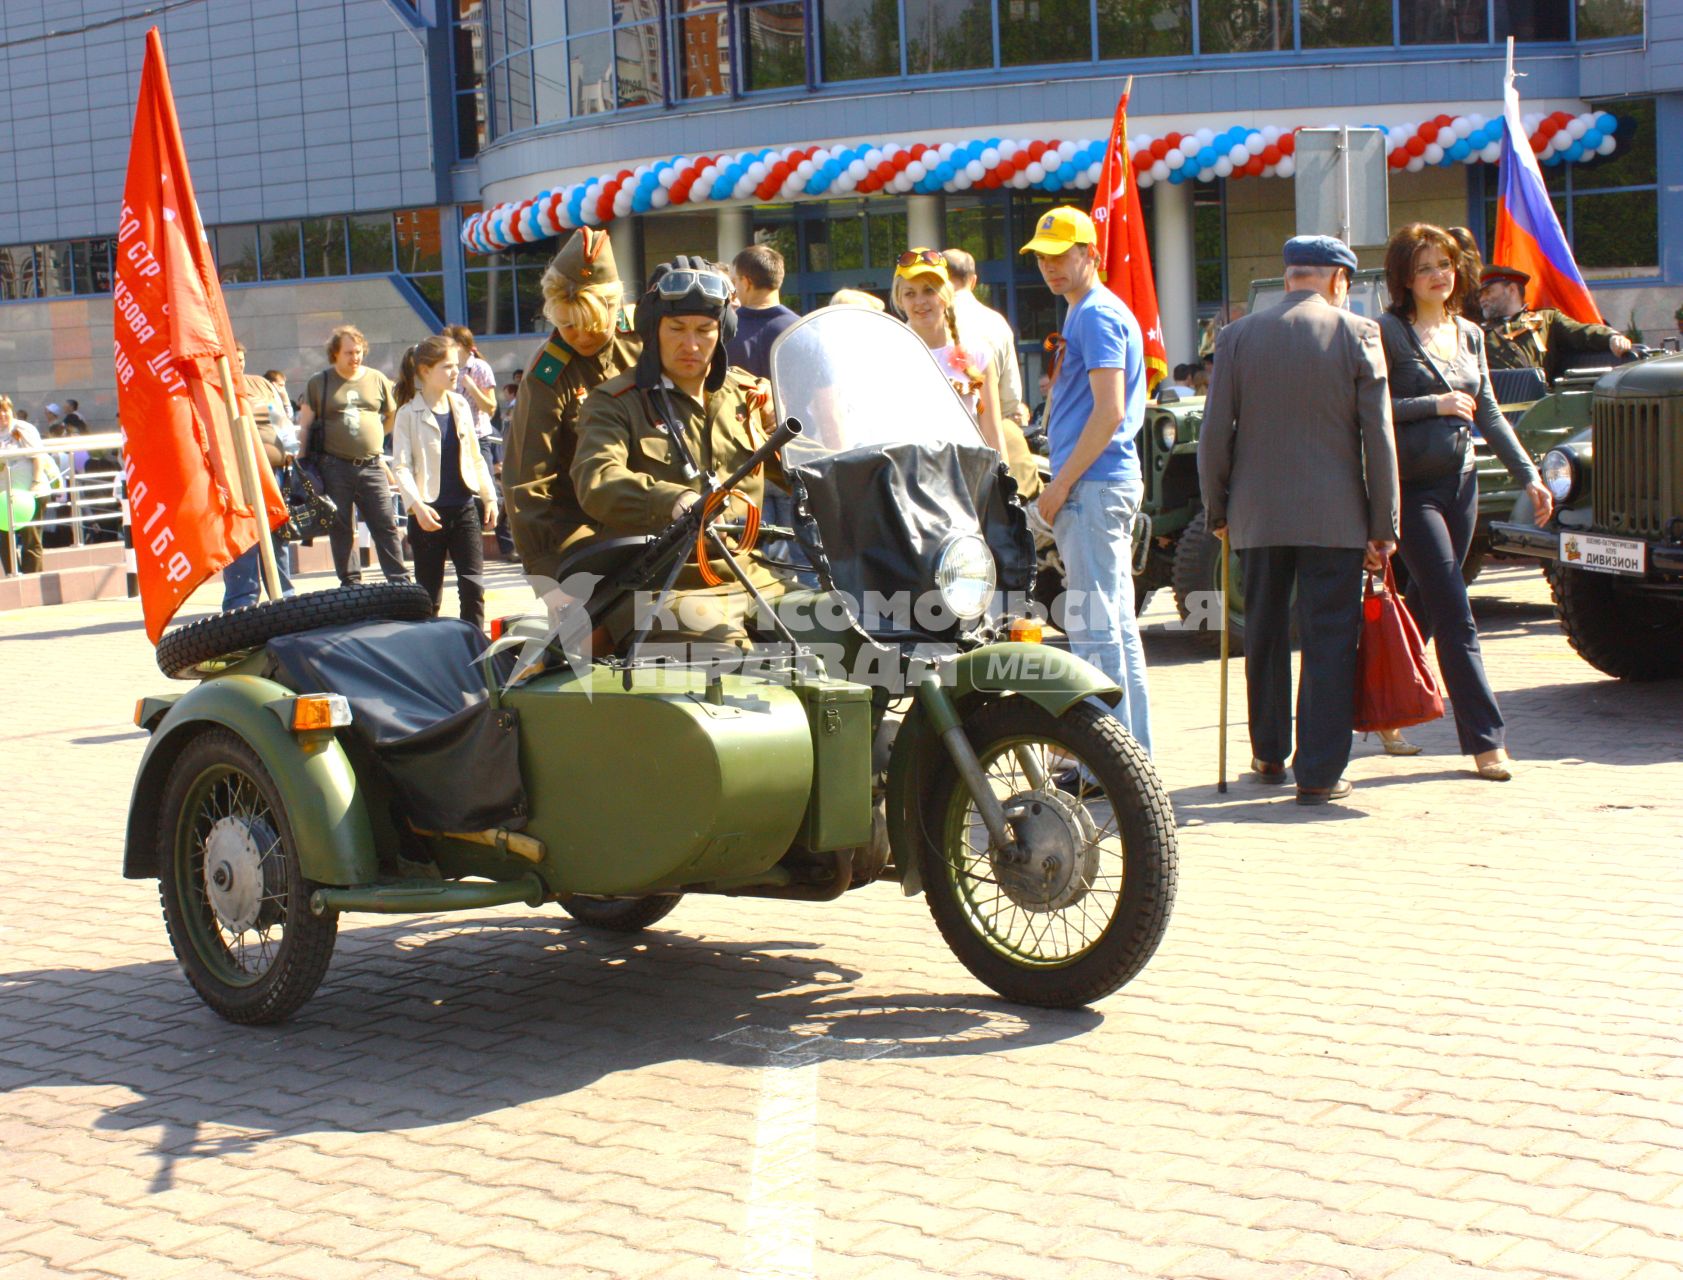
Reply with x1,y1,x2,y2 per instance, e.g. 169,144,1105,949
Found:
124,306,1176,1024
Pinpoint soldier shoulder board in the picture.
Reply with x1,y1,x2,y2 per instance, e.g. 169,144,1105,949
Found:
527,335,574,387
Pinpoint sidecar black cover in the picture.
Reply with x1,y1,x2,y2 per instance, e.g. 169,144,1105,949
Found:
265,619,527,833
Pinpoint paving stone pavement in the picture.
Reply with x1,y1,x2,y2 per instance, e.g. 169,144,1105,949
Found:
2,562,1680,1280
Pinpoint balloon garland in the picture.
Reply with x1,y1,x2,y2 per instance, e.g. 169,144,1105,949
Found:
462,109,1625,254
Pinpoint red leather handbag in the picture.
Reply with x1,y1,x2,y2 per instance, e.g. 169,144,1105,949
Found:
1353,562,1445,733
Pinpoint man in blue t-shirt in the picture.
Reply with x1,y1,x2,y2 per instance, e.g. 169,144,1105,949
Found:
1020,206,1152,757
726,245,799,378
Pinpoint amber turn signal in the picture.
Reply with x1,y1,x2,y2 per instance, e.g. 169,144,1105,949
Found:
1009,617,1045,644
290,694,352,733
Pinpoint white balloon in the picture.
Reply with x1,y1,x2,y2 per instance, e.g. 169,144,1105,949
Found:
1261,125,1281,144
1229,143,1249,165
1434,127,1454,148
1197,166,1215,182
1057,140,1077,160
657,167,677,189
1406,155,1425,172
1276,156,1295,179
1009,170,1030,189
1194,127,1214,145
1567,116,1589,140
1451,117,1473,139
864,148,883,166
906,161,927,181
1481,141,1501,163
1246,133,1266,156
953,173,972,190
1165,148,1185,168
796,160,815,179
1137,171,1154,189
938,141,956,158
1088,159,1102,180
1025,162,1046,183
981,147,1000,168
1423,143,1444,164
650,188,670,209
614,190,633,215
735,177,756,199
1150,159,1170,181
966,160,985,181
1214,157,1234,178
848,159,868,180
748,161,767,182
1129,133,1148,150
999,140,1018,159
1596,133,1617,155
1522,113,1540,132
1466,113,1485,130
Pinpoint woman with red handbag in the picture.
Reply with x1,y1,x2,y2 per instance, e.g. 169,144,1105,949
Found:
1375,224,1554,780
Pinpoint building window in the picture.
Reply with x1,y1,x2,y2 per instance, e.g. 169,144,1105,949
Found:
614,0,664,107
1000,0,1093,64
821,0,900,81
1479,98,1657,281
1401,0,1486,43
1199,0,1289,52
741,1,806,89
302,217,349,278
70,239,114,294
672,0,731,98
214,225,260,283
906,0,993,73
1098,0,1193,58
453,0,489,158
1496,0,1571,41
394,208,447,323
1194,181,1227,308
1300,0,1391,47
348,214,397,275
260,222,303,280
1577,0,1643,38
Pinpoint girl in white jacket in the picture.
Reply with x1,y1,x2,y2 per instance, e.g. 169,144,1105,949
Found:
390,335,499,630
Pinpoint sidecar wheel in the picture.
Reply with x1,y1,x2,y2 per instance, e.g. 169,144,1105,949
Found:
561,894,682,932
918,698,1176,1008
157,730,338,1024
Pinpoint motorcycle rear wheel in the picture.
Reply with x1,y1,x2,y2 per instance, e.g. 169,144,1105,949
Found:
917,698,1176,1008
560,895,683,932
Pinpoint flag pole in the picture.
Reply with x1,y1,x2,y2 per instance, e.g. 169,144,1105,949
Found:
1217,527,1230,794
214,355,282,602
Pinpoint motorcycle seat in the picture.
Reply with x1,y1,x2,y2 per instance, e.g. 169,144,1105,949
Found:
549,534,654,589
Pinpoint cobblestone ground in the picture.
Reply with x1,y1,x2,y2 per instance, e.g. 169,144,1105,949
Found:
2,562,1680,1280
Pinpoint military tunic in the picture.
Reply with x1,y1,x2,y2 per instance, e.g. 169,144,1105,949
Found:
572,366,786,643
502,316,641,582
1483,308,1622,384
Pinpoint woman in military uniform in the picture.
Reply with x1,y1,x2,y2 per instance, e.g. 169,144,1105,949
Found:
571,256,785,647
502,227,642,584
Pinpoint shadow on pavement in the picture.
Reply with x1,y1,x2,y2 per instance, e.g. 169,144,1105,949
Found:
1,914,1099,1191
1492,676,1683,766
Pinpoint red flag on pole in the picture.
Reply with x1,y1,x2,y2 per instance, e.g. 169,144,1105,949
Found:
115,27,286,642
1091,85,1169,392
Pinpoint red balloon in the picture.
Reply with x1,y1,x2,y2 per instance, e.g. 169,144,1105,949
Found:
1164,132,1182,150
1279,133,1296,156
1261,145,1281,166
1388,150,1408,169
595,191,616,222
1150,138,1169,160
1243,156,1265,177
1026,141,1048,161
1405,136,1426,157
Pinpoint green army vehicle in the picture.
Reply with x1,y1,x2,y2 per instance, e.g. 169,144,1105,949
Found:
1489,351,1683,680
124,307,1175,1024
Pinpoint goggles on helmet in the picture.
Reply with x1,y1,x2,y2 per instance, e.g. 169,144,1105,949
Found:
653,269,733,305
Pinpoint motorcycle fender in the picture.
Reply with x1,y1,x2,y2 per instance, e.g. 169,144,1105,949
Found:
122,674,378,887
884,644,1119,896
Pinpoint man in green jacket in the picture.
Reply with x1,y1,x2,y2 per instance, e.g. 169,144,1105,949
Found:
1478,264,1631,383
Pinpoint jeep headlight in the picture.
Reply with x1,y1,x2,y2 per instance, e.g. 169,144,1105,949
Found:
1158,419,1178,450
936,534,996,622
1541,447,1579,504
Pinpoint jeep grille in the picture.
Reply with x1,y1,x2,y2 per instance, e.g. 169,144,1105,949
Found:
1593,394,1677,537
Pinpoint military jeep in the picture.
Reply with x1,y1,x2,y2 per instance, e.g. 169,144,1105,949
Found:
1490,352,1683,680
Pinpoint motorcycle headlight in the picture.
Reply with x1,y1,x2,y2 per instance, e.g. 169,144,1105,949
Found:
936,534,997,622
1541,447,1579,504
1158,419,1178,450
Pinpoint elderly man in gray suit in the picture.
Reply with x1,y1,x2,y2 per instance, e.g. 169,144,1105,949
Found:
1198,236,1400,805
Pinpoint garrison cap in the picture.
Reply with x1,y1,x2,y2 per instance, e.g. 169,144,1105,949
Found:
1282,235,1358,272
547,226,618,296
1480,264,1531,289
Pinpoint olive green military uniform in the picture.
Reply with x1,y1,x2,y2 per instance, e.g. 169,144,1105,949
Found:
503,316,641,581
572,366,786,644
1483,308,1622,384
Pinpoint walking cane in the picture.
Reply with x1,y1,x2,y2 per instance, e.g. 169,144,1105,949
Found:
1217,527,1230,793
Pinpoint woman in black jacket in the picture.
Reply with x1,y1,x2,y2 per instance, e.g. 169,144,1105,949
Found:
1376,223,1553,780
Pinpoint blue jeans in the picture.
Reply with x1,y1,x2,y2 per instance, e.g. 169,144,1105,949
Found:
1052,477,1152,756
222,534,295,611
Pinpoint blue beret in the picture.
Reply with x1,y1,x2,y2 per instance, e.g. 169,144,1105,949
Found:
1282,235,1358,271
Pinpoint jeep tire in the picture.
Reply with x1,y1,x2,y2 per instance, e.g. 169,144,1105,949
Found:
1548,565,1683,681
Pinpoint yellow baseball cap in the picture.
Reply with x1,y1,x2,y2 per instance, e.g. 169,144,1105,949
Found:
1019,206,1098,256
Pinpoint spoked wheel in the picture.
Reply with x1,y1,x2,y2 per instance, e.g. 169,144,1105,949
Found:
918,698,1176,1008
157,730,337,1024
560,895,682,932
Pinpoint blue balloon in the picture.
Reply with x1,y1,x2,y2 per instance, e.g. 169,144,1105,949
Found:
1041,174,1061,191
1169,168,1187,184
631,191,651,213
1580,128,1602,150
1595,111,1617,133
1448,139,1471,162
1564,141,1585,162
1057,162,1075,182
937,162,954,181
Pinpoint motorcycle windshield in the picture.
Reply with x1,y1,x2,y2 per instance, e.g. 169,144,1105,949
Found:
768,307,987,469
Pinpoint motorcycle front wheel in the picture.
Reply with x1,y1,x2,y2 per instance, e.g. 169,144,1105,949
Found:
918,698,1176,1008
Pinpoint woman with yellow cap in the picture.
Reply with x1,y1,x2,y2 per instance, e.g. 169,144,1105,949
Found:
890,248,1004,454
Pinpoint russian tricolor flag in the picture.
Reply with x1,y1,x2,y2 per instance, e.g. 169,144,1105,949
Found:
1491,41,1604,325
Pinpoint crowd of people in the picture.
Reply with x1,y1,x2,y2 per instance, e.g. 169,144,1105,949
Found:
0,205,1651,801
